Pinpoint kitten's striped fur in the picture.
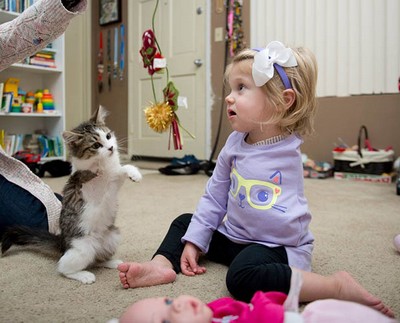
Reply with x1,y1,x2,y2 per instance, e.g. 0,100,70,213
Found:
1,106,142,284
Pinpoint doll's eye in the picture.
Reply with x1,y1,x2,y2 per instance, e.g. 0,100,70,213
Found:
164,298,173,305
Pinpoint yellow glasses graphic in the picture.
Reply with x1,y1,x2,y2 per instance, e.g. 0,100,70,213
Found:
230,168,282,211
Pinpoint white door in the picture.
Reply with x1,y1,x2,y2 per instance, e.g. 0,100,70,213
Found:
128,0,208,159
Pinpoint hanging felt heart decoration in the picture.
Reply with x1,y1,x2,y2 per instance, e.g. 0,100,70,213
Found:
140,0,194,150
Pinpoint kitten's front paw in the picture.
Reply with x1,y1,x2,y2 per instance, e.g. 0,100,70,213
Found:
123,165,142,182
64,270,96,284
101,259,123,269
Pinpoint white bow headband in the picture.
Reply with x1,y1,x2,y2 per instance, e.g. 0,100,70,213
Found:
252,41,298,89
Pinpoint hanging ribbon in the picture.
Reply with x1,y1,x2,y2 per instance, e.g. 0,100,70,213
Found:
120,24,125,80
97,31,104,93
227,0,244,57
140,0,194,150
107,29,112,91
113,27,118,79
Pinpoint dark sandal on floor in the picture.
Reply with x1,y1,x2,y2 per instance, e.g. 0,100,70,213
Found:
158,163,200,175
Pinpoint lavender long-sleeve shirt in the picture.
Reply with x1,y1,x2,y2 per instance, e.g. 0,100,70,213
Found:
182,131,314,271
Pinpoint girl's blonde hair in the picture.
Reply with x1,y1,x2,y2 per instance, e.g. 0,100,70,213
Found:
225,45,318,136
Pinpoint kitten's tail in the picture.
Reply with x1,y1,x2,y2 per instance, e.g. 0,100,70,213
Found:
1,226,61,255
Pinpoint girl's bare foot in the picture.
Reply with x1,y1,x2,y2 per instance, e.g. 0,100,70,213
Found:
333,271,395,318
117,256,176,289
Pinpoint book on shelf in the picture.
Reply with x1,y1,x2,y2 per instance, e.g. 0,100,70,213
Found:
0,129,4,149
334,171,395,184
1,0,36,13
29,56,56,68
0,82,3,108
1,92,13,113
29,48,57,68
37,135,63,157
0,132,63,158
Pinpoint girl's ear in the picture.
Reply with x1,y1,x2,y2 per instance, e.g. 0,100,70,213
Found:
283,89,296,109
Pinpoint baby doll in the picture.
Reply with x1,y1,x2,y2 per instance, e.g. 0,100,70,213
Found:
115,271,397,323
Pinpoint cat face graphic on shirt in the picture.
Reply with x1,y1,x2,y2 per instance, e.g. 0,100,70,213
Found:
230,166,287,213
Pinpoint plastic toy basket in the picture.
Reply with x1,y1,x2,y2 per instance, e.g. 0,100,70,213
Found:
333,125,395,175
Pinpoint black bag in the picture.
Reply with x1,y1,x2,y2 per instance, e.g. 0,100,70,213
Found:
333,125,394,175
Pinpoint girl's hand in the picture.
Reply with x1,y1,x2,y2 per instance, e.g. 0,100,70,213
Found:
180,242,207,276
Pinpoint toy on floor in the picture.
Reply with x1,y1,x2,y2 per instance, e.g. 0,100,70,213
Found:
394,157,400,195
302,153,333,179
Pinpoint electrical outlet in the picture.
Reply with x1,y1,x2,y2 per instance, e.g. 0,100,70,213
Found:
215,27,223,42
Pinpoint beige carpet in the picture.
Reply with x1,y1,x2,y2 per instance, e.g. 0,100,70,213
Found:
0,168,399,322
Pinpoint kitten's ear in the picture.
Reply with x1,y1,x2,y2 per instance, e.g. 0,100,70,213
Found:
91,105,109,125
62,131,83,145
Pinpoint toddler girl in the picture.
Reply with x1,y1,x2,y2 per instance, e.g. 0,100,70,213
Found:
117,41,393,317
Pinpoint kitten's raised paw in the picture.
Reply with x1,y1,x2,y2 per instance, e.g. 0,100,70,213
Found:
123,165,142,182
64,270,96,284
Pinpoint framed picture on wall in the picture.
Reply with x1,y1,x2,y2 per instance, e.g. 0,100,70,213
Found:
99,0,121,26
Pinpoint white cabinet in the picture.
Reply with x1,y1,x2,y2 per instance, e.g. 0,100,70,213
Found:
0,9,66,160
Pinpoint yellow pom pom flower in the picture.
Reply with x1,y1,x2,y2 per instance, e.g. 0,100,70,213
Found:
144,102,174,133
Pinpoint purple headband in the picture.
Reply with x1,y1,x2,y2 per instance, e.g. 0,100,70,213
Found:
273,63,293,89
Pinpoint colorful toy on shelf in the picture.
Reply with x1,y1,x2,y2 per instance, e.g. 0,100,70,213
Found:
11,88,26,113
11,97,22,112
23,91,35,113
4,78,19,97
41,89,55,113
35,90,43,113
4,78,21,112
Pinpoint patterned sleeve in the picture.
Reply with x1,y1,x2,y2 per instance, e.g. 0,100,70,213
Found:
0,0,87,71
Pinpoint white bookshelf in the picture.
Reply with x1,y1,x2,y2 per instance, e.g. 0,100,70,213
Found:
0,9,66,161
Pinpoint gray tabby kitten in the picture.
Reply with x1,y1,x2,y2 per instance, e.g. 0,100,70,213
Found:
1,106,142,284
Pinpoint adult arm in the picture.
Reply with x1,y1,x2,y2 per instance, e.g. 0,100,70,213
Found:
0,0,87,71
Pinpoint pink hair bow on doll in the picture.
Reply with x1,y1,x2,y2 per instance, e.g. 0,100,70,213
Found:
252,41,298,89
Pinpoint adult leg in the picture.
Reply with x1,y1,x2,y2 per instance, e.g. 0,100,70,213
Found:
225,243,291,302
117,213,192,288
0,175,49,238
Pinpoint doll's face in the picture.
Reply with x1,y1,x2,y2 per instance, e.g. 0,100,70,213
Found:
119,295,213,323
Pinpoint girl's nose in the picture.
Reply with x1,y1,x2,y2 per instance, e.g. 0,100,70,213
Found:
225,94,234,104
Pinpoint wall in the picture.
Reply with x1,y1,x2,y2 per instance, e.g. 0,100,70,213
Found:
209,1,400,164
250,0,400,97
66,2,399,165
91,0,129,152
209,0,250,160
64,3,91,131
302,94,400,163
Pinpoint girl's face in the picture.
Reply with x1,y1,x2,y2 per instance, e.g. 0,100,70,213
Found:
225,60,279,142
119,295,213,323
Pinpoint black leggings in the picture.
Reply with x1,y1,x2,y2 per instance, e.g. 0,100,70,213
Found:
154,213,292,302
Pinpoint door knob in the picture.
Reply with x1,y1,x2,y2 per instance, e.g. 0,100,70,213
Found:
194,59,203,67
